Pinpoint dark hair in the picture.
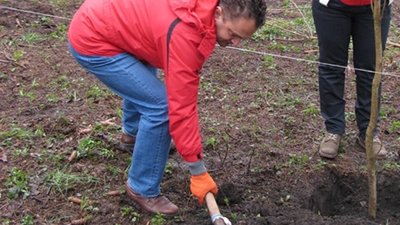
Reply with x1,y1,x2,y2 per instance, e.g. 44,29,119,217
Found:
219,0,267,28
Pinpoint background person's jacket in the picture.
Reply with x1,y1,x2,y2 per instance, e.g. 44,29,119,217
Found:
68,0,218,162
319,0,393,6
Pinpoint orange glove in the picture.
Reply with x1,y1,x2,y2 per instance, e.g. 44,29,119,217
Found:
190,172,218,204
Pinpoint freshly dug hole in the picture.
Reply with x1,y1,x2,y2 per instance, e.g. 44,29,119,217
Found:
307,169,400,219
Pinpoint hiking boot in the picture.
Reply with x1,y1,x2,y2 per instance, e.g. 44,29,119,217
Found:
120,133,135,153
319,133,341,159
125,183,178,215
120,133,176,155
356,135,387,159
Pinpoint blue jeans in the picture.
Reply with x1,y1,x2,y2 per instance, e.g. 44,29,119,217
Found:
312,0,391,138
69,44,171,197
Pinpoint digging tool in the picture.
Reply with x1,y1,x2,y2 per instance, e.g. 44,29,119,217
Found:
205,192,232,225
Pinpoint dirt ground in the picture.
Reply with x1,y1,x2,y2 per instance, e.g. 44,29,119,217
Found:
1,0,400,225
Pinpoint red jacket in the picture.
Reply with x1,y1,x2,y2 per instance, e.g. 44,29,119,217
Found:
340,0,371,5
68,0,218,162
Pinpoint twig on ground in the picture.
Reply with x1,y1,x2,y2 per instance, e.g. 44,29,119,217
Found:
68,196,82,205
68,151,77,162
289,0,314,38
0,59,11,63
387,41,400,48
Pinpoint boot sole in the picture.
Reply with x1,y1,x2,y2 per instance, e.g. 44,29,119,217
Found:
319,150,337,159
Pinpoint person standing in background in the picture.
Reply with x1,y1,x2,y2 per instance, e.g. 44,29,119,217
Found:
313,0,392,159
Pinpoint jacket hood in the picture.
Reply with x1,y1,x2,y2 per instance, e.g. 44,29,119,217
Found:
169,0,218,58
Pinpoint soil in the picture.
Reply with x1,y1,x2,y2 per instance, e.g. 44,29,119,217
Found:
1,1,400,225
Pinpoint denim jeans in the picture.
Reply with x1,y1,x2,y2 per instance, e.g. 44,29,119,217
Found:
69,44,171,197
312,0,391,138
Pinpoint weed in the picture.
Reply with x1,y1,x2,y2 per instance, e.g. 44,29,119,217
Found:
253,22,283,41
12,148,29,158
223,196,230,207
106,164,123,177
93,122,119,134
315,160,328,170
80,196,99,213
13,50,24,61
382,162,400,171
205,136,219,149
68,90,79,102
345,111,356,122
46,93,60,103
1,218,11,225
51,75,70,90
5,167,30,199
42,150,65,166
388,121,400,133
31,78,39,88
99,147,115,159
50,24,68,40
0,126,34,140
150,213,166,225
228,212,238,222
77,137,101,158
303,104,319,116
45,169,99,193
380,106,397,119
164,162,173,175
86,85,110,100
22,32,43,44
21,215,34,225
287,153,310,168
0,72,8,81
116,108,123,119
262,55,276,69
19,88,36,101
121,206,141,222
277,96,301,108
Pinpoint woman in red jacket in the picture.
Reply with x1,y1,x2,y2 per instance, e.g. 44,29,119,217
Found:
68,0,267,216
313,0,392,159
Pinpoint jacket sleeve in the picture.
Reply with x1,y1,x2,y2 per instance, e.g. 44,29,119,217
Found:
163,28,206,162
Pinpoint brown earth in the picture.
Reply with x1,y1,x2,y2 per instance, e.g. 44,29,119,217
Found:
1,0,400,225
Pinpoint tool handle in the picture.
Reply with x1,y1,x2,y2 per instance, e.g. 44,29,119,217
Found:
205,192,220,216
205,193,229,225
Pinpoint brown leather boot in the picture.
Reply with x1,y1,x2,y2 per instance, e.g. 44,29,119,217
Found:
125,183,178,215
120,133,177,155
319,133,341,159
357,135,387,159
120,133,135,152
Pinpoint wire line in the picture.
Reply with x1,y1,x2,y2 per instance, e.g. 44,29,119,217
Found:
1,5,399,78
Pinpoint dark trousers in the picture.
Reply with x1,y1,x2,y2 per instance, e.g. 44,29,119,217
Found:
312,0,391,138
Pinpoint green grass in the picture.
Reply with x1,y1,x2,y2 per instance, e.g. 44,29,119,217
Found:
303,104,319,116
86,85,111,100
150,213,166,225
262,55,277,69
0,126,37,147
12,49,25,61
5,167,30,199
50,24,68,40
76,136,114,159
22,32,44,44
286,153,310,168
388,120,400,133
19,87,36,101
21,215,34,225
121,206,141,223
45,169,99,193
382,162,400,171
